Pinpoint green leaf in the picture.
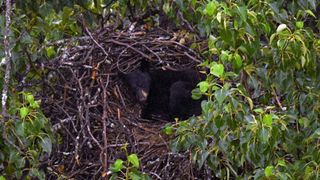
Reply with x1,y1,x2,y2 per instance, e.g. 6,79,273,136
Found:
208,35,216,49
220,50,230,62
25,93,35,104
305,10,316,18
31,100,41,109
198,81,209,93
110,159,124,173
262,23,271,34
310,128,320,139
21,33,33,44
214,89,227,105
128,154,140,168
46,46,56,58
264,166,274,177
205,1,218,16
263,114,273,127
162,124,174,135
259,128,269,143
295,21,304,29
191,88,203,100
20,107,29,119
210,63,224,77
0,176,6,180
16,121,25,137
197,150,209,168
30,168,45,179
129,171,142,180
277,159,286,167
233,53,243,70
253,108,264,114
277,39,286,49
304,166,313,176
237,6,247,22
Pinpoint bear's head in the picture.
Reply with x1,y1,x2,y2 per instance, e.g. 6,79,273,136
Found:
122,61,151,103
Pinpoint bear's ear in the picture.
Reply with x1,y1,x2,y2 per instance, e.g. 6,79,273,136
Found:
140,60,150,72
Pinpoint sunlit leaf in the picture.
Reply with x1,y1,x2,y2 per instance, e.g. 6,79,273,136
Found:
220,51,230,62
25,93,35,104
46,46,56,58
305,10,316,18
198,81,209,93
162,124,174,135
265,166,274,177
295,21,304,29
205,1,218,16
20,107,29,119
210,63,224,77
263,114,273,127
128,154,140,168
277,159,286,167
110,159,123,173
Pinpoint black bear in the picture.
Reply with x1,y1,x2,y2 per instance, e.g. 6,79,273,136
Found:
169,81,202,120
121,61,151,103
121,61,204,121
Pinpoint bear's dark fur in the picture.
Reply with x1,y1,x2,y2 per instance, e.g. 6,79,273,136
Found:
121,61,204,121
121,61,151,103
169,81,202,120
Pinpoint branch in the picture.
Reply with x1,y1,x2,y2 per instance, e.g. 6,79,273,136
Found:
2,0,12,119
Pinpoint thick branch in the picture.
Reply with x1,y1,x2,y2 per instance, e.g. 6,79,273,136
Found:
2,0,12,118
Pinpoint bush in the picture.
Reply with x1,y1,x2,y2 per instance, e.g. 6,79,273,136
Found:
0,92,54,179
170,0,320,178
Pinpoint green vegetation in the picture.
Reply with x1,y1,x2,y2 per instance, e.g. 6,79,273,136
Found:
0,0,319,179
170,0,320,178
109,144,150,180
0,92,53,178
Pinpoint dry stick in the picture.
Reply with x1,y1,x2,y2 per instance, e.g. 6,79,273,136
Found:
156,39,203,63
106,39,153,61
100,76,110,179
2,0,12,118
85,27,111,64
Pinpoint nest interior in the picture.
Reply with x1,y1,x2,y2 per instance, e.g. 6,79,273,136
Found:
42,27,208,179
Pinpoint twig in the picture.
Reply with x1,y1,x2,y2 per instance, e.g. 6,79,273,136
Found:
100,75,110,179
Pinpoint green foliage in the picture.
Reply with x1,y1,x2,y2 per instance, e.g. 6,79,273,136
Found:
1,0,319,179
109,144,150,180
169,0,320,179
0,92,54,179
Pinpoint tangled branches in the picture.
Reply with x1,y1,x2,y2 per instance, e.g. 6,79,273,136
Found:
41,28,206,179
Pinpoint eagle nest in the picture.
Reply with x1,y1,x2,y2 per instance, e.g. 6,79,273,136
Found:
42,27,208,179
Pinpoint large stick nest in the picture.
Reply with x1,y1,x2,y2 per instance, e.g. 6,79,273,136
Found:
41,27,208,179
